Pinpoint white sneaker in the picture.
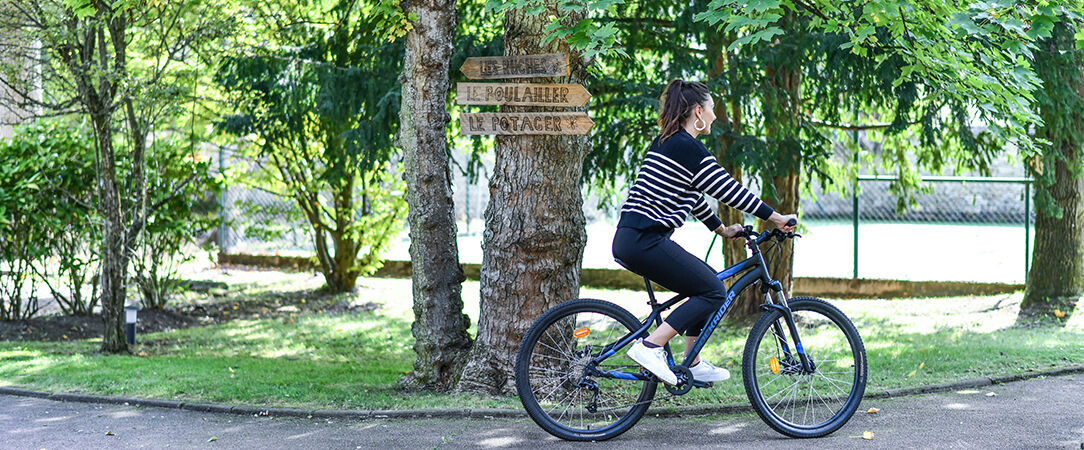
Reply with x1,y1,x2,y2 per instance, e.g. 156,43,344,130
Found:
627,339,678,385
689,360,730,383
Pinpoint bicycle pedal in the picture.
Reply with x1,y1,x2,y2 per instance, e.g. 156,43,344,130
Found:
692,380,713,388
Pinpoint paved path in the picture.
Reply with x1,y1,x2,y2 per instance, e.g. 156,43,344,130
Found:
2,374,1082,449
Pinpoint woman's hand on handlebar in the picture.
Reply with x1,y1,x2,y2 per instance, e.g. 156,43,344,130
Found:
714,223,745,240
769,212,798,233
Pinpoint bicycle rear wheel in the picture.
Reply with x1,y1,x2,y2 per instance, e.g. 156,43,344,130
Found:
515,299,656,441
742,297,867,438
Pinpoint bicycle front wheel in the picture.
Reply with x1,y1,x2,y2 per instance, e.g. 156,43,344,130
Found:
515,299,656,441
742,297,867,438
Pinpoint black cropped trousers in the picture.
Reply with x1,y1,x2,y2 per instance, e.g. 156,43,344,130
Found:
611,226,727,336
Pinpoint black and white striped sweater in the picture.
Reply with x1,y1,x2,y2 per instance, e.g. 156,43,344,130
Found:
618,129,774,232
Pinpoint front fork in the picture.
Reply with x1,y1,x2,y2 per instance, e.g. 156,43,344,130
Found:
762,289,816,374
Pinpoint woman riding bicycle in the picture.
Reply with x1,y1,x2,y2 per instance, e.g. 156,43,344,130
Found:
612,79,797,386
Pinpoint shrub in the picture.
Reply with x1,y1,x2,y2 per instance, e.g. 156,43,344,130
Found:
0,120,97,318
131,139,222,309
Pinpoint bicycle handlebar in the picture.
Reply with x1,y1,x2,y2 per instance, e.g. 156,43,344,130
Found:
736,220,801,245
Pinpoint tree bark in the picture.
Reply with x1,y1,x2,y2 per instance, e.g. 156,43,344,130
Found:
706,33,750,273
760,171,799,289
305,176,361,293
93,105,129,353
41,11,129,351
456,3,589,395
397,0,472,390
1019,29,1084,325
727,36,803,323
97,15,131,354
1021,155,1084,325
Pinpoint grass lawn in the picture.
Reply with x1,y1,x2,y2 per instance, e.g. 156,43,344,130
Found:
1,267,1082,411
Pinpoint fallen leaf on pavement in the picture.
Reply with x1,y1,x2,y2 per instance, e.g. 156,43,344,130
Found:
106,431,115,436
867,407,880,414
862,431,874,440
986,392,997,397
208,436,217,442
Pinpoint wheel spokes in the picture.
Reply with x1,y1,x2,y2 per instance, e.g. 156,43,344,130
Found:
525,309,650,432
753,308,859,429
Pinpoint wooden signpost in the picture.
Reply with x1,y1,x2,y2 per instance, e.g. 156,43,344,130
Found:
456,53,591,136
460,112,594,136
459,53,568,80
456,83,591,107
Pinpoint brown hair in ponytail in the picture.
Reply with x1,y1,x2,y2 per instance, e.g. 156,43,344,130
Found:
657,79,711,143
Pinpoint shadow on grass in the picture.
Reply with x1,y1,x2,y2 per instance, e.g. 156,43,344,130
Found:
2,294,1082,412
852,315,1084,391
0,307,516,410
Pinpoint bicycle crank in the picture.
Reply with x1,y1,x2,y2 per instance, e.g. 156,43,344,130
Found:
661,365,712,395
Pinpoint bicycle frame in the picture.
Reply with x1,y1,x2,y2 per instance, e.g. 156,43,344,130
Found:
592,232,814,382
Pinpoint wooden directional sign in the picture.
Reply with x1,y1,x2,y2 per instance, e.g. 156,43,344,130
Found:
460,112,594,136
460,53,568,80
457,83,591,107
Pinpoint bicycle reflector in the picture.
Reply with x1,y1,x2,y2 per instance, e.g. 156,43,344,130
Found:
573,328,591,338
769,357,780,374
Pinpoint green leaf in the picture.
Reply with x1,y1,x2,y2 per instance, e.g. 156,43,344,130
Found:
747,0,780,13
948,13,982,35
62,0,97,19
727,26,783,50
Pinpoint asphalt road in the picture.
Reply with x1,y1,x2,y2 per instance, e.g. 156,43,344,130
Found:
2,374,1082,449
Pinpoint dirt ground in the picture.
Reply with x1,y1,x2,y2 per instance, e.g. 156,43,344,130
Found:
0,263,376,343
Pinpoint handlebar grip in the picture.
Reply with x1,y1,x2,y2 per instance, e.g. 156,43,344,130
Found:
786,218,797,227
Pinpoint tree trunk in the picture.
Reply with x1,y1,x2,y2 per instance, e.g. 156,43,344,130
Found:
706,33,749,272
760,171,799,290
456,3,589,395
97,15,131,354
312,227,361,293
331,176,360,292
1021,156,1084,325
94,110,129,353
728,36,803,323
309,177,361,293
1019,29,1084,325
397,0,472,390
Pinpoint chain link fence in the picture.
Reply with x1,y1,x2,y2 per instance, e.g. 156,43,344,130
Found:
800,174,1034,283
806,176,1033,224
215,147,311,255
215,142,1035,283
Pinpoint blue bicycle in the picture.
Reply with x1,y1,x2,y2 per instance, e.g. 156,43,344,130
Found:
514,224,867,441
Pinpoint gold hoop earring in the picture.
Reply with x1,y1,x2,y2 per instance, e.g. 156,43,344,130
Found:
694,117,707,131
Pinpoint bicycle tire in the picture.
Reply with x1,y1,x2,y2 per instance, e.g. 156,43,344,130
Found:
742,297,867,438
515,299,657,441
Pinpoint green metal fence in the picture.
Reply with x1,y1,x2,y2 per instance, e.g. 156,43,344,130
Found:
849,175,1033,281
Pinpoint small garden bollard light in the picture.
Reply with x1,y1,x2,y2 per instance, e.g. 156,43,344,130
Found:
125,305,140,345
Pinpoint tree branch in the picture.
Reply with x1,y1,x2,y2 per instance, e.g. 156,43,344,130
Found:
791,0,832,22
596,17,674,28
806,117,920,131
